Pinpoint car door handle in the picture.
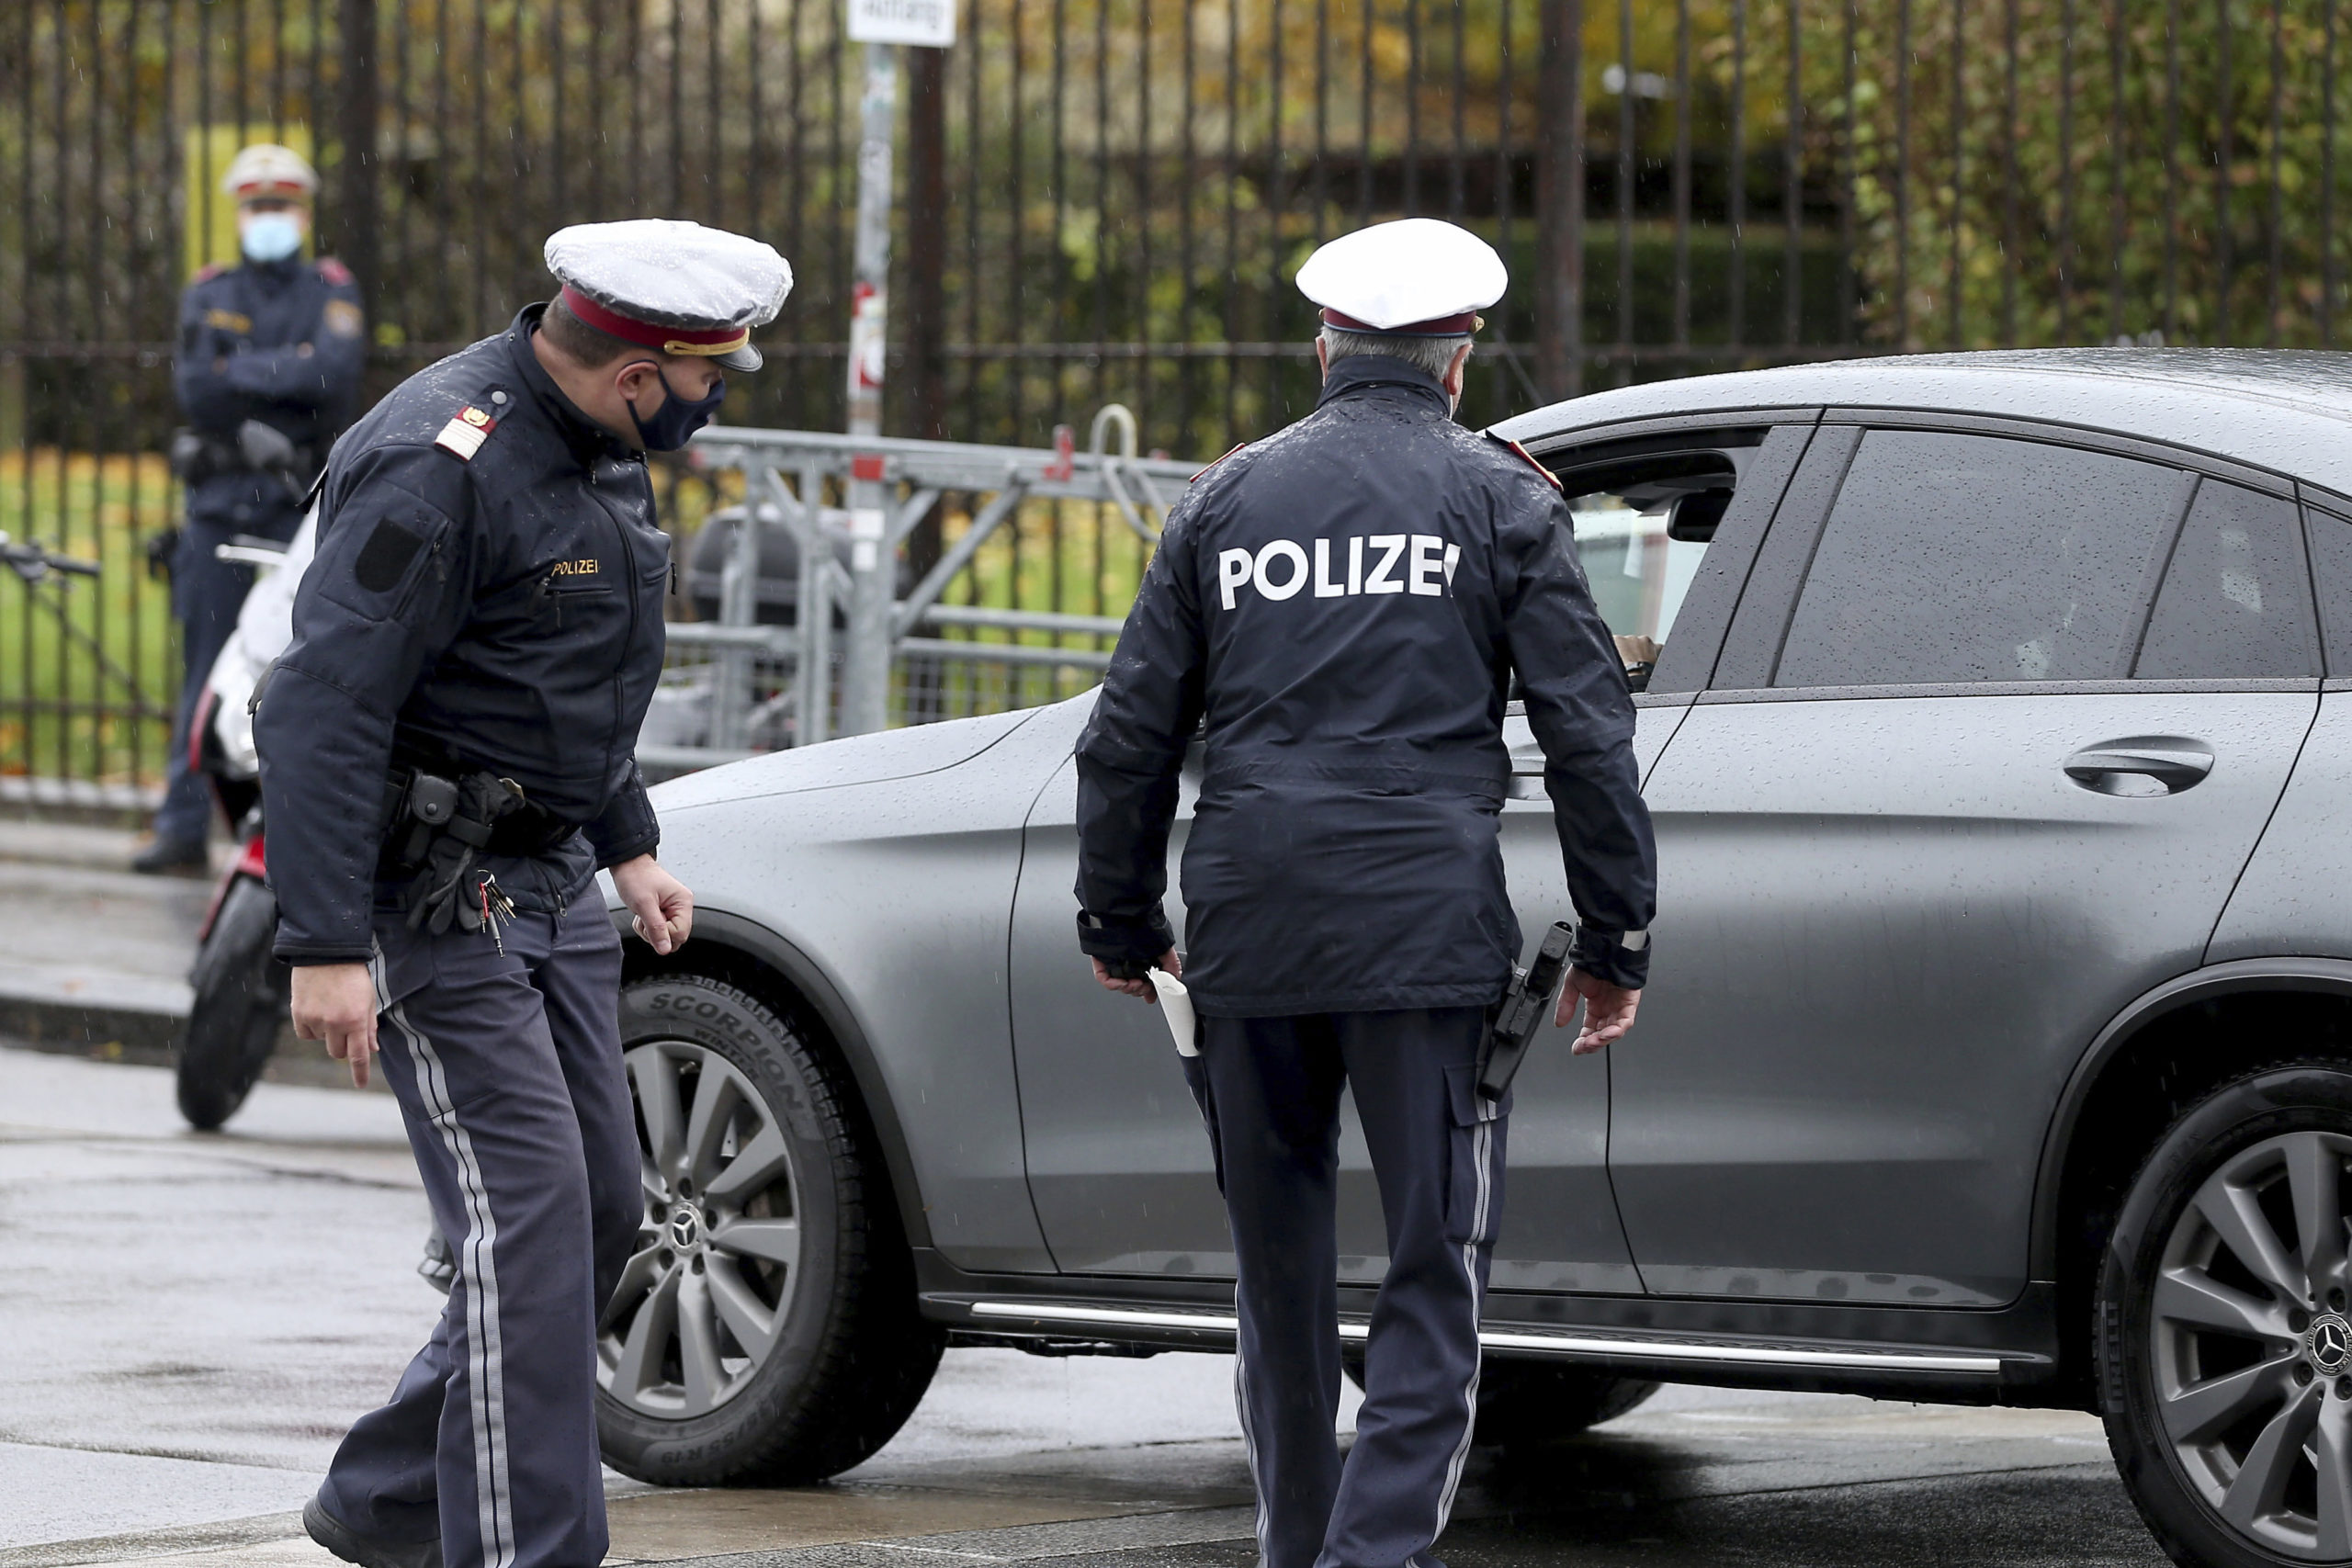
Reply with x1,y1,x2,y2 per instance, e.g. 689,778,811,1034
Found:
2063,742,2214,795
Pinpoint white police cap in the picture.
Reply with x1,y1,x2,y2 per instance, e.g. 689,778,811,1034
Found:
544,219,793,373
1295,217,1507,335
222,143,319,202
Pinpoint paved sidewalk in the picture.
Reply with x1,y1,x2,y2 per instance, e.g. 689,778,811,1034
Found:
0,818,287,1070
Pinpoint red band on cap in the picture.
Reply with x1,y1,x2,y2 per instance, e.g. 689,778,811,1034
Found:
560,284,748,354
1319,306,1481,336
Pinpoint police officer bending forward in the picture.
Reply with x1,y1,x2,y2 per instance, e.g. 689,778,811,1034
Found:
255,220,791,1568
1076,219,1657,1568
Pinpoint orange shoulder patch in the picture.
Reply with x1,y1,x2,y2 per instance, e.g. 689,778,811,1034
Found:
1484,432,1562,491
1191,442,1247,482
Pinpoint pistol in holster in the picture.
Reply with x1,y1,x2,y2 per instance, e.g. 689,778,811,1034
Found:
1474,921,1577,1105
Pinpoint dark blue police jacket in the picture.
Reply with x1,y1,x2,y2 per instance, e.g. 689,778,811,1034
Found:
1074,355,1657,1017
174,255,367,533
255,304,666,964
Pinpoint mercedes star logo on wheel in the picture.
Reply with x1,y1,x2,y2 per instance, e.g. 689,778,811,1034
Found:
668,1206,705,1252
2312,1314,2351,1371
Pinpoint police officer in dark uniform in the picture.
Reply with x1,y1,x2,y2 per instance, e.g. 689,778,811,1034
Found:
254,219,791,1568
1076,219,1657,1568
139,143,367,873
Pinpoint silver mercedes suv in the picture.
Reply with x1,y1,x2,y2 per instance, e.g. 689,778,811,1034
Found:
605,350,2352,1568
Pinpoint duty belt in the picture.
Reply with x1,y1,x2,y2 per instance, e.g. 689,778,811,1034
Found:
381,767,576,938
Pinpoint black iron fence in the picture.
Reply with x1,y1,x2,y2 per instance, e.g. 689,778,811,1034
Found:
4,0,2346,794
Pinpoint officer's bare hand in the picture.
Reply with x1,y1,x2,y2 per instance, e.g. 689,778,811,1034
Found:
291,962,379,1089
614,855,694,955
1558,968,1640,1055
1092,949,1181,1002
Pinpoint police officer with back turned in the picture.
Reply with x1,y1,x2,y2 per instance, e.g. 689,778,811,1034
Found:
254,219,791,1568
139,142,365,873
1076,218,1657,1568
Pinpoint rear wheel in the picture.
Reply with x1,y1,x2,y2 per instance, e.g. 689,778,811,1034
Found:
2101,1062,2352,1566
174,876,288,1131
595,974,943,1485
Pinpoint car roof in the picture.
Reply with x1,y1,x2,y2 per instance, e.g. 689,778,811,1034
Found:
1489,348,2352,501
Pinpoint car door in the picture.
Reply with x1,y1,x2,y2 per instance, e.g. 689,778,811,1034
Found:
1614,421,2324,1307
1004,419,1804,1290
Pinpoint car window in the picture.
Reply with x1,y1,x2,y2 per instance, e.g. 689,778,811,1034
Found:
1563,454,1733,679
1775,430,2184,687
2302,509,2352,678
2134,480,2318,679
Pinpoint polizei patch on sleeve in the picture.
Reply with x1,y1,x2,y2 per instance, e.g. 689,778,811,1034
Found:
434,405,498,460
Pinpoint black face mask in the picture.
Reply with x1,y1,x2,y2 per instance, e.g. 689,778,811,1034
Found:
624,363,726,451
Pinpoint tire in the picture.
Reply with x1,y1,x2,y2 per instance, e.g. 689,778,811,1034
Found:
596,974,944,1486
2100,1061,2352,1567
1341,1353,1657,1447
174,877,289,1131
1473,1363,1660,1448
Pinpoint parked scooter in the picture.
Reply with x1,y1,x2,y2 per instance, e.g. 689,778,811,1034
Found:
173,513,315,1130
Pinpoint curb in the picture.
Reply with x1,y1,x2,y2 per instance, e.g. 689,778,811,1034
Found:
0,994,185,1060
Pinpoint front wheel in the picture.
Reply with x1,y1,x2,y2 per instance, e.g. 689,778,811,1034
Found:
595,974,943,1486
174,876,288,1130
2101,1061,2352,1567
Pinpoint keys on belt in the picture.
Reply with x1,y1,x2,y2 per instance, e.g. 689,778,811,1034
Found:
388,768,526,938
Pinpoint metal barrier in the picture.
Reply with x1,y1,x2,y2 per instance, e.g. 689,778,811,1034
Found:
642,412,1195,773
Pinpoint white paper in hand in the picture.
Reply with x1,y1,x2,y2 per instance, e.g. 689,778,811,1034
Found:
1148,967,1199,1057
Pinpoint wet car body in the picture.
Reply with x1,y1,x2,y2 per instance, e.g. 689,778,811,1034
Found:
613,350,2352,1566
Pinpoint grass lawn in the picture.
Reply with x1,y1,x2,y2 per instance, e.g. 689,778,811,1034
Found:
0,451,182,786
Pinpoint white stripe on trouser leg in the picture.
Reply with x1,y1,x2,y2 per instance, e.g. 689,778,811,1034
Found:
1431,1116,1494,1539
1234,1344,1271,1565
376,947,518,1568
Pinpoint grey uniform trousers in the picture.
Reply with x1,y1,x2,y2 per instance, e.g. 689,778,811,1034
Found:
1190,1007,1506,1568
319,884,640,1568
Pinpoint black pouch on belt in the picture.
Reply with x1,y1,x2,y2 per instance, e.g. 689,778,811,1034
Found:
399,771,526,936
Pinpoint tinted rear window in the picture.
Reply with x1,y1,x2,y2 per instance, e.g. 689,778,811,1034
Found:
2134,479,2318,679
1775,430,2184,687
2304,509,2352,678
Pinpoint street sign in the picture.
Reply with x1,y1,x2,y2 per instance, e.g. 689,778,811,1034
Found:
845,0,956,47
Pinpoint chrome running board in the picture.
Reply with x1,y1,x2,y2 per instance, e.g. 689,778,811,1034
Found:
963,1299,2005,1375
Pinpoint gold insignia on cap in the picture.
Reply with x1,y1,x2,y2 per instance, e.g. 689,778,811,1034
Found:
662,331,752,357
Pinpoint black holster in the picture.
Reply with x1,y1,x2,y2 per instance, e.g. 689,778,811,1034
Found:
385,769,525,936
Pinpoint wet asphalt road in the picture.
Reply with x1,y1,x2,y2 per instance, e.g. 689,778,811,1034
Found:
0,1039,2173,1568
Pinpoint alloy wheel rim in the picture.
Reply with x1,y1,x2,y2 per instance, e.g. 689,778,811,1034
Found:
2154,1129,2352,1560
598,1039,802,1419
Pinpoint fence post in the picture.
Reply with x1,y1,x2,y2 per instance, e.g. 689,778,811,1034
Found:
1535,0,1585,401
905,44,950,446
335,0,382,325
902,41,951,589
841,41,900,738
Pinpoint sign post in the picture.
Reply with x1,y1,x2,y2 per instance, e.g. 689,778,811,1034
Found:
838,0,956,738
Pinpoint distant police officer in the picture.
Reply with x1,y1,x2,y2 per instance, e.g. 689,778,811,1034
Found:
1076,219,1657,1568
140,143,367,874
255,219,790,1568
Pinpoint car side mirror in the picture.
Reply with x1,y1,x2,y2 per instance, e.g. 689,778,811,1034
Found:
1668,489,1732,543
